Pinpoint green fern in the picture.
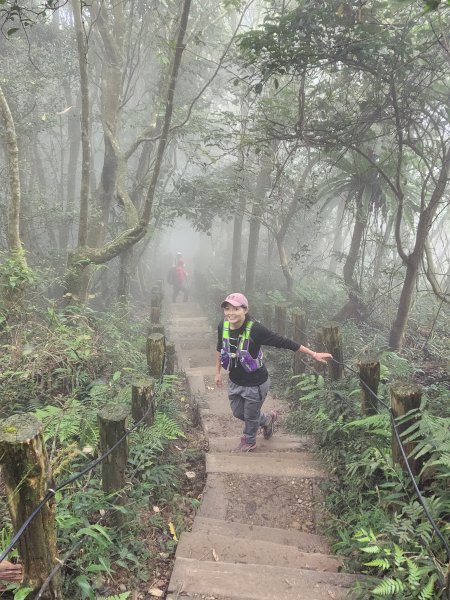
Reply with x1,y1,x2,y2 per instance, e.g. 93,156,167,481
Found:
364,557,390,569
372,576,405,596
406,558,420,588
153,411,185,440
418,574,438,600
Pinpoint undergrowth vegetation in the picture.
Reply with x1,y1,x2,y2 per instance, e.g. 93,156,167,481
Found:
0,299,202,599
286,360,450,599
243,273,450,600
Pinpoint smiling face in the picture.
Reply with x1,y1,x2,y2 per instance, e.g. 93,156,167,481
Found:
223,303,248,329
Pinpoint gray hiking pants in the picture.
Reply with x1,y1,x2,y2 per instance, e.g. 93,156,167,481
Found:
228,378,271,445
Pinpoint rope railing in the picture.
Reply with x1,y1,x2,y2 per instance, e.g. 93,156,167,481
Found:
330,358,450,562
293,352,450,565
0,352,167,566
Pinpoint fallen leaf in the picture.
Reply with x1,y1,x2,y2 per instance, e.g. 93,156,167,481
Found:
212,548,219,561
168,521,178,541
185,471,196,479
148,588,164,598
152,506,160,512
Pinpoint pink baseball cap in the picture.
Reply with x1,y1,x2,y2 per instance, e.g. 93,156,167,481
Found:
221,292,248,308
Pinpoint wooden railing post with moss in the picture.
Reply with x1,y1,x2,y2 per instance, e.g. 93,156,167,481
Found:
322,322,343,380
390,382,423,476
359,354,380,415
165,342,176,375
131,377,155,426
274,304,287,337
0,414,62,599
98,404,130,527
147,332,165,378
151,284,163,325
262,303,273,329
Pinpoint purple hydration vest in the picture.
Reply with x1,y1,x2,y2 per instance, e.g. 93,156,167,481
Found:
220,320,263,373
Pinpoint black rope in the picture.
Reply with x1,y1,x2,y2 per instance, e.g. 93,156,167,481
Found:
0,353,167,564
327,357,450,562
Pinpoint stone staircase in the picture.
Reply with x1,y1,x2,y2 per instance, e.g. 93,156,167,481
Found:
166,301,358,600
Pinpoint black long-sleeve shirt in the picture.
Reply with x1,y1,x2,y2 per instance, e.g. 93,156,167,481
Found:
217,317,300,386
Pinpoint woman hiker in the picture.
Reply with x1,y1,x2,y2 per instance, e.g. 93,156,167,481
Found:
215,292,332,452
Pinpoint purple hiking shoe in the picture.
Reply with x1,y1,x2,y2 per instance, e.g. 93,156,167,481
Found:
262,411,278,440
237,436,256,452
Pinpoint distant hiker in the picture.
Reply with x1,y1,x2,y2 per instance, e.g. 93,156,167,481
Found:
170,253,189,303
215,292,332,452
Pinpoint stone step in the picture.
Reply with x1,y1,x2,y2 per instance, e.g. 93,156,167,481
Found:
208,435,313,452
187,373,206,395
206,452,326,478
166,557,357,600
184,366,216,376
192,517,331,554
176,531,341,572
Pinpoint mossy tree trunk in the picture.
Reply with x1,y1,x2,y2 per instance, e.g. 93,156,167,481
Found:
0,82,29,310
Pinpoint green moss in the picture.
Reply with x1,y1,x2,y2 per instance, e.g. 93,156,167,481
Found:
2,425,18,434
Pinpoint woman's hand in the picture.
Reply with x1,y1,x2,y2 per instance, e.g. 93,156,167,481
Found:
214,372,223,387
312,352,332,363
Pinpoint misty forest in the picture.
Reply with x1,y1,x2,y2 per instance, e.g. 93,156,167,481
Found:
0,0,449,598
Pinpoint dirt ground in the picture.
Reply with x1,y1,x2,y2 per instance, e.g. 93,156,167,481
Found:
223,474,316,533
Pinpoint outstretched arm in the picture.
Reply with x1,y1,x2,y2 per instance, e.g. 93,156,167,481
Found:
297,345,332,363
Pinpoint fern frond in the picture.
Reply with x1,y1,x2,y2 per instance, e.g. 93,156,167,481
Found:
364,557,390,570
418,574,437,600
372,576,404,596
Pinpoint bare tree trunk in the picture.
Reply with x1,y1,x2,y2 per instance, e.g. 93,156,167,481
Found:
59,86,81,252
231,199,246,290
328,199,346,274
275,233,294,299
371,212,394,289
342,187,366,294
389,147,450,348
273,158,318,300
118,246,133,301
245,150,273,296
0,83,27,268
245,201,263,296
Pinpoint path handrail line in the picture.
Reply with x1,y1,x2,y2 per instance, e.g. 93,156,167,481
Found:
300,356,450,563
0,353,166,565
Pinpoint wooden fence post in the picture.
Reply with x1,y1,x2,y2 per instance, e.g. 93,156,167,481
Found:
263,303,272,329
149,324,165,336
391,382,422,476
321,322,343,380
274,304,287,336
151,285,162,324
166,342,176,375
98,404,130,526
147,333,165,379
131,377,155,426
359,355,380,415
0,414,62,599
291,308,307,376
